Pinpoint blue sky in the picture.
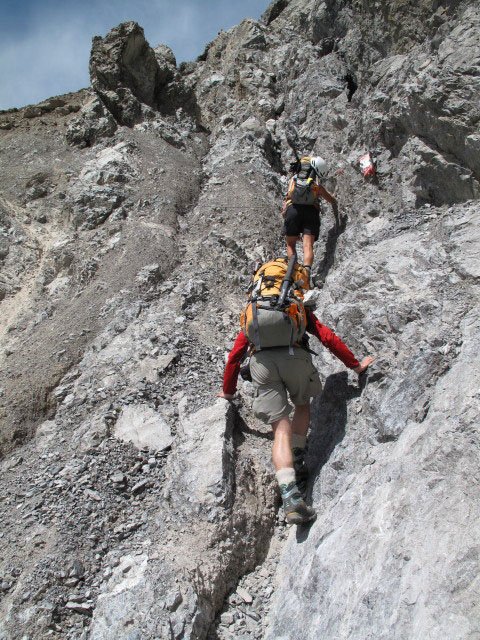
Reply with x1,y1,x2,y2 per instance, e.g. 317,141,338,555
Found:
0,0,269,110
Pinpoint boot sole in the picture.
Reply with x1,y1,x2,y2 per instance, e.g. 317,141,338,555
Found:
285,510,317,525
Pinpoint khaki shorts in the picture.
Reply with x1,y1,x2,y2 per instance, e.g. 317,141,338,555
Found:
250,347,322,424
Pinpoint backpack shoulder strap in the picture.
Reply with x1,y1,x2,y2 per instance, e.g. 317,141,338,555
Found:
251,301,261,351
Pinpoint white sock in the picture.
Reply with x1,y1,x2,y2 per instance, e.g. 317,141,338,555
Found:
292,433,307,450
276,467,296,489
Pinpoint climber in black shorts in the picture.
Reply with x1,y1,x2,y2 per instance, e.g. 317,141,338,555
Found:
284,204,321,240
282,156,337,281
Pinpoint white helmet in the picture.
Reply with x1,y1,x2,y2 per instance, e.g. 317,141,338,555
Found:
310,156,328,178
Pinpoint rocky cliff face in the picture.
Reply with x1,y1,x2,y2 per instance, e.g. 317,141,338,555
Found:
0,1,479,638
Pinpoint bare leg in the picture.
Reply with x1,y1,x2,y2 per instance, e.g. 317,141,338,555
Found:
291,403,310,437
302,234,315,267
286,235,300,259
271,415,294,470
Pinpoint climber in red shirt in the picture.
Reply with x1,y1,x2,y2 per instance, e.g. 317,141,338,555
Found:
218,308,374,525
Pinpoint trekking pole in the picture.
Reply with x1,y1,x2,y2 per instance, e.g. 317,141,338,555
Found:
278,253,297,307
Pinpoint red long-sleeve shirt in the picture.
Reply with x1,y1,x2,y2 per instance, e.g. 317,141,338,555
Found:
222,309,360,394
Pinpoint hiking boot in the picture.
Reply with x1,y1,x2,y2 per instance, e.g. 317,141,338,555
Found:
280,481,316,525
293,447,309,498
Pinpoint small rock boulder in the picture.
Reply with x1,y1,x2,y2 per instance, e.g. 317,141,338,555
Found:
114,404,173,451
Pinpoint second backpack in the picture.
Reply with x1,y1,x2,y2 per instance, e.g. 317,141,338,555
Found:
288,156,319,206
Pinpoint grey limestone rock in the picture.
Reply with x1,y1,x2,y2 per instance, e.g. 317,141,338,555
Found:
114,405,174,451
1,1,480,639
153,44,177,83
88,21,180,128
66,93,117,147
164,400,235,511
89,22,160,125
265,308,480,640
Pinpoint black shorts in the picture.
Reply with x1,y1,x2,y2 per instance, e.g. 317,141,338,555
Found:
283,204,320,240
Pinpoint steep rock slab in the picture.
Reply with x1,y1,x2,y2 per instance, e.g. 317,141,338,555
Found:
369,5,480,205
88,401,275,639
165,400,235,510
2,1,480,639
445,207,480,280
265,309,480,640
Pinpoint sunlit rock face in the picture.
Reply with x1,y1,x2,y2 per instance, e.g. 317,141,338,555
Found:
0,1,479,638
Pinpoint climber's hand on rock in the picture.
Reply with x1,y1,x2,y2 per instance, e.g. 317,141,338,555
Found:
217,391,235,400
354,357,375,375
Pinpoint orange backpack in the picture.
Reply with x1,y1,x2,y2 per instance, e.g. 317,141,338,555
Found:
240,257,309,353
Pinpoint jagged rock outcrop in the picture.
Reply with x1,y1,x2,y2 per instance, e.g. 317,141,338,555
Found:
0,0,479,638
65,93,118,147
89,21,170,125
67,23,195,147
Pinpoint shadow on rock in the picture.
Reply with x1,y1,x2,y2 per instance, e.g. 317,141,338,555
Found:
295,516,317,544
308,371,367,486
293,372,367,543
233,410,273,444
316,208,347,284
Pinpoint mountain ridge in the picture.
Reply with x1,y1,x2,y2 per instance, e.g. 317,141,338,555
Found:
0,0,479,638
